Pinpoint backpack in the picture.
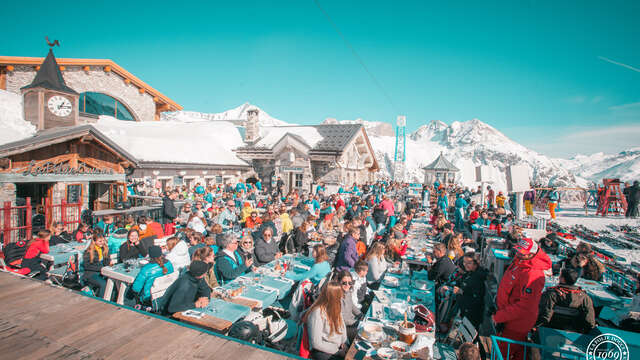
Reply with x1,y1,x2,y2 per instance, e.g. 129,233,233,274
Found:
3,240,28,266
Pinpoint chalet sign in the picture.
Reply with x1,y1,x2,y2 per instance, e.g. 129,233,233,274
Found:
22,160,114,176
280,166,304,173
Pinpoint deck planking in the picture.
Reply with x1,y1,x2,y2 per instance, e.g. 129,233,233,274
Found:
0,272,295,360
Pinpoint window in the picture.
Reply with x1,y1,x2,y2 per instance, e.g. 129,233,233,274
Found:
79,92,135,121
215,175,223,184
295,174,303,188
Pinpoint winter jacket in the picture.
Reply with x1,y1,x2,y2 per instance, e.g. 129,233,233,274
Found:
215,250,248,282
335,235,359,271
166,240,190,271
294,228,310,253
341,291,362,326
82,247,110,281
523,190,536,202
95,221,116,237
216,209,237,230
494,250,552,331
367,256,388,283
428,256,456,284
107,228,129,256
535,284,596,333
132,259,175,302
548,191,559,204
454,268,488,328
24,238,49,260
285,261,331,284
162,196,177,223
307,307,347,355
163,271,211,314
118,241,148,263
254,237,279,266
564,254,605,282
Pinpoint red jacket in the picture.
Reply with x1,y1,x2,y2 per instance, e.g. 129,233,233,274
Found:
494,250,551,331
24,238,50,260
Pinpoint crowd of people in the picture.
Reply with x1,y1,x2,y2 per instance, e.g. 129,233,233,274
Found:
3,177,640,360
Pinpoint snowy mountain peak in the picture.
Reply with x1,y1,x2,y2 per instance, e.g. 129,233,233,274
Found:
161,103,290,126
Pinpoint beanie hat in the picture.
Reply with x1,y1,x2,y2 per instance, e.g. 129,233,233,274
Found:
189,260,209,277
148,245,162,259
514,237,538,256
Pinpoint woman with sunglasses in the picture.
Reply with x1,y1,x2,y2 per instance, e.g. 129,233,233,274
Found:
336,270,362,342
237,234,257,265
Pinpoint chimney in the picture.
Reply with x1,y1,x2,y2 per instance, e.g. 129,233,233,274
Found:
245,108,260,143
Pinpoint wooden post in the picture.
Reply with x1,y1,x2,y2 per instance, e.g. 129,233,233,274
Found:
26,197,32,240
44,197,51,230
3,201,11,246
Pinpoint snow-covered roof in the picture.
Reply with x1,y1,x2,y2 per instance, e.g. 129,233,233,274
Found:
248,124,363,152
422,153,460,171
93,117,249,167
0,90,36,145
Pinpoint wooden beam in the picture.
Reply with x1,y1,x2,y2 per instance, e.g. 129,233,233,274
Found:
124,78,131,85
59,66,65,71
138,87,145,94
104,65,111,72
83,66,90,72
80,135,94,144
6,65,14,72
35,65,40,71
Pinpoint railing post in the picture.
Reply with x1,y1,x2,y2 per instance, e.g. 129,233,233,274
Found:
61,198,67,228
3,201,11,246
26,197,32,240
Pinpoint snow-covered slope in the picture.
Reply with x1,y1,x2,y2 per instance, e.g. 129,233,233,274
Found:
0,89,36,145
557,149,640,184
161,102,290,126
370,118,585,192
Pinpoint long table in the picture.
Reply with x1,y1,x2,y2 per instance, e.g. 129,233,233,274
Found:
41,242,88,266
544,276,625,308
101,261,142,304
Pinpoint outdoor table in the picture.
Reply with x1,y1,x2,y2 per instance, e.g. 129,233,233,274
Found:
346,268,443,359
599,297,632,326
101,261,143,305
173,298,252,332
220,280,279,309
41,241,87,266
544,276,624,308
537,326,640,357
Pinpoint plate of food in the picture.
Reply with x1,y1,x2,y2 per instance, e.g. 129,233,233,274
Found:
358,322,385,343
412,279,430,291
383,276,400,288
390,341,409,353
376,347,397,359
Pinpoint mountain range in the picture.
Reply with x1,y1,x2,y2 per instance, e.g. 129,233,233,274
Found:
162,103,640,189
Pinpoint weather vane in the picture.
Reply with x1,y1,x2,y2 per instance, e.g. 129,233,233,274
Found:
45,36,60,48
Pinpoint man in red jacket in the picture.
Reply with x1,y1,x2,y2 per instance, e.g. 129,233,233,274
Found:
492,237,551,360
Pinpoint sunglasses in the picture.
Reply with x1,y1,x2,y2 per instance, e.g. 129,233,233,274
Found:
341,281,353,286
242,242,252,245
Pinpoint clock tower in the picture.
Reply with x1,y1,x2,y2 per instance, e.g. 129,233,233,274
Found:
21,48,79,130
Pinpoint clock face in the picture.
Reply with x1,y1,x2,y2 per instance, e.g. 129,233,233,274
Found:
47,95,73,117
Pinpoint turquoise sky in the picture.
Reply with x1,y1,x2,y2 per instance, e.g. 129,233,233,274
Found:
2,1,639,157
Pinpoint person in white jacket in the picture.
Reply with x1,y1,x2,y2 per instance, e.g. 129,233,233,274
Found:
165,236,190,271
365,242,388,285
302,281,347,359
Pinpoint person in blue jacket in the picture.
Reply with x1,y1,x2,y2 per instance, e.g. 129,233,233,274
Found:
316,182,326,195
235,181,247,193
130,245,174,305
285,244,331,284
454,194,468,231
255,177,262,192
95,215,115,237
214,233,253,283
194,183,205,195
437,191,449,219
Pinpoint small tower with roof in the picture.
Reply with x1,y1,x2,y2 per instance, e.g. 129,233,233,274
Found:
422,152,459,185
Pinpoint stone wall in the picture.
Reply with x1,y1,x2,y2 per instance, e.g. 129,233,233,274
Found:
0,183,16,205
6,65,156,122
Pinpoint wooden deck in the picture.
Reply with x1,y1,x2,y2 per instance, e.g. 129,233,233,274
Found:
0,272,295,360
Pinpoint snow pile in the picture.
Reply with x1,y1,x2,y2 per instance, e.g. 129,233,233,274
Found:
94,116,247,166
255,126,324,149
558,149,640,184
161,102,291,126
368,118,585,192
0,89,36,145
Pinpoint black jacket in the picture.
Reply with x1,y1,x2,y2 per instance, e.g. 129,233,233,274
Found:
254,237,279,266
50,232,72,246
454,268,488,328
82,249,110,280
373,207,387,224
536,284,596,333
294,228,310,253
162,196,177,222
428,256,456,284
163,271,211,314
118,241,148,263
